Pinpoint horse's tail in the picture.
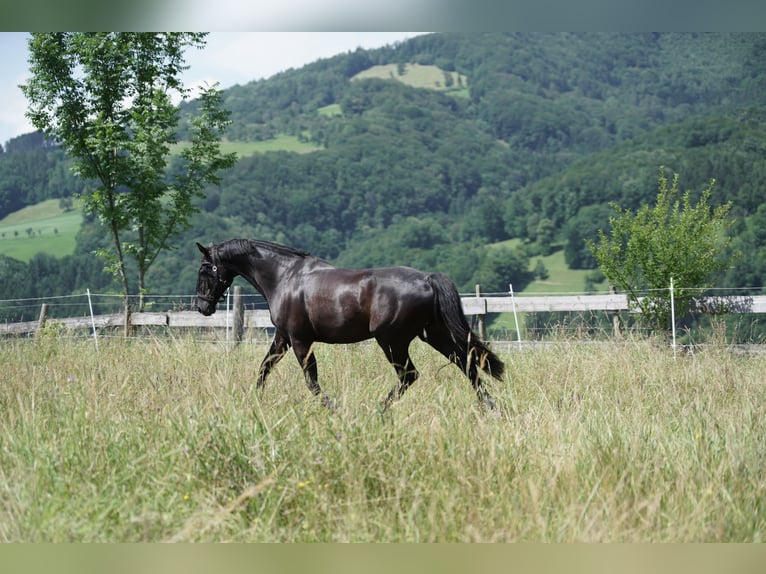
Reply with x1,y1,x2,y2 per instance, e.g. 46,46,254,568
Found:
427,272,505,381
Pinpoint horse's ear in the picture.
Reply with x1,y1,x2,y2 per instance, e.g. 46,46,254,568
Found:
196,242,209,256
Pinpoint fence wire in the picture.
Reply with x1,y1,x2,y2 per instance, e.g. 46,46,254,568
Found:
3,287,766,347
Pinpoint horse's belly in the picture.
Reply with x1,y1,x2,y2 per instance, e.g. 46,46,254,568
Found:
307,295,373,344
312,314,373,344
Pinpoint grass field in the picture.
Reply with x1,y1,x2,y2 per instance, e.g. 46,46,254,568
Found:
318,104,342,117
352,64,470,97
488,239,604,295
0,199,83,261
1,335,763,542
487,241,608,337
171,136,320,158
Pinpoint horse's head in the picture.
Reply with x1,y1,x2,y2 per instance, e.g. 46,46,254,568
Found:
195,242,234,316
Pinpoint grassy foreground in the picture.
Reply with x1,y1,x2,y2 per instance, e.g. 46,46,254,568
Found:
0,336,764,542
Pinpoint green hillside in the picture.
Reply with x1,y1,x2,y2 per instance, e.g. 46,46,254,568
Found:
0,199,82,261
2,33,765,320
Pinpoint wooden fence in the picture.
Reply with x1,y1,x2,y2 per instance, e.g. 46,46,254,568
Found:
3,286,766,340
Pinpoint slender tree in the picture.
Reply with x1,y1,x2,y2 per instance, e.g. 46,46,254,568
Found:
588,167,735,333
22,32,237,321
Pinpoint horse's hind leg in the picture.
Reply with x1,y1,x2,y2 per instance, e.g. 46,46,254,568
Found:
256,331,290,391
377,338,419,410
467,359,496,411
422,325,496,411
292,340,336,410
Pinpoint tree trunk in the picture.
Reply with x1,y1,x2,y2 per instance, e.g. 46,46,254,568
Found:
108,209,132,337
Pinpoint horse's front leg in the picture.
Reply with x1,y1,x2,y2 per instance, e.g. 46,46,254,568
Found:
256,331,290,391
292,340,336,411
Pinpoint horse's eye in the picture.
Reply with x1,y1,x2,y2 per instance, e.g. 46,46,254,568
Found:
212,265,217,273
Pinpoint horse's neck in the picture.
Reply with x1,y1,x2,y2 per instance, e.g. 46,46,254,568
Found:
237,250,298,299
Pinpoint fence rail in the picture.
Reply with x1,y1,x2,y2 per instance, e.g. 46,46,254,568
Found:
4,288,766,338
0,308,276,336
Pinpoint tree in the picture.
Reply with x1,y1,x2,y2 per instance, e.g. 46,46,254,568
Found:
563,203,615,269
22,33,237,319
475,246,534,294
535,217,556,255
588,167,735,333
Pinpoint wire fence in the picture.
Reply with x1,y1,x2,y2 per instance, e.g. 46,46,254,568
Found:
3,284,766,349
484,284,766,349
0,291,268,321
0,290,270,343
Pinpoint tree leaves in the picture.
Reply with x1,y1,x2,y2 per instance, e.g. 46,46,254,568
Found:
589,167,735,332
21,33,235,311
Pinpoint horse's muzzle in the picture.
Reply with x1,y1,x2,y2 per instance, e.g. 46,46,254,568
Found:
195,300,217,316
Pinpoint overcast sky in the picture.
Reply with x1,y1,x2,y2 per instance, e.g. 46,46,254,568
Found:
0,32,426,147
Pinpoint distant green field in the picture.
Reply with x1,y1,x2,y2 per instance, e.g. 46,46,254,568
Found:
487,240,607,337
0,199,83,262
525,249,606,295
352,63,469,97
488,239,603,295
172,136,320,157
318,103,342,117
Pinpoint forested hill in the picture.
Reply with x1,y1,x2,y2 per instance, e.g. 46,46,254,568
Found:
2,33,766,308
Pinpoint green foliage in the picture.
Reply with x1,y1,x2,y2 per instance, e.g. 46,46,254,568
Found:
475,246,534,294
0,255,30,321
4,33,766,303
563,204,616,270
22,33,237,310
589,168,735,332
724,204,766,289
0,136,85,219
0,248,115,322
533,258,549,280
35,318,65,339
534,218,556,256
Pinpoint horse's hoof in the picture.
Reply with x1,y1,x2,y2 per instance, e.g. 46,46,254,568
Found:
321,395,338,412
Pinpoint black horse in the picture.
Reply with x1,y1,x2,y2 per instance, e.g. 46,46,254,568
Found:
195,239,504,410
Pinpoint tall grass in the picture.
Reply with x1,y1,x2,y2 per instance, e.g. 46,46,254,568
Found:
1,335,764,541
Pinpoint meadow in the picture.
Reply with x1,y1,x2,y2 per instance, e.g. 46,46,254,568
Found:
0,199,82,261
352,63,470,97
1,334,764,542
170,136,320,158
487,241,608,337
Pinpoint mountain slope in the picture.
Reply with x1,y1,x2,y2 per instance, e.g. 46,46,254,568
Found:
2,32,765,311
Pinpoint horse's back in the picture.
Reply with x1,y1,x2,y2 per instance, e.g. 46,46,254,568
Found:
359,266,436,335
294,265,435,343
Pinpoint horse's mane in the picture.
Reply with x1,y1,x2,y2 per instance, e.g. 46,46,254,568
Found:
216,238,314,261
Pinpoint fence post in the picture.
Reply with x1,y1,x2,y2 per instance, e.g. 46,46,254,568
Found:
474,284,486,341
233,285,244,344
670,277,677,359
87,289,99,352
509,283,522,350
609,285,622,339
36,303,48,336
